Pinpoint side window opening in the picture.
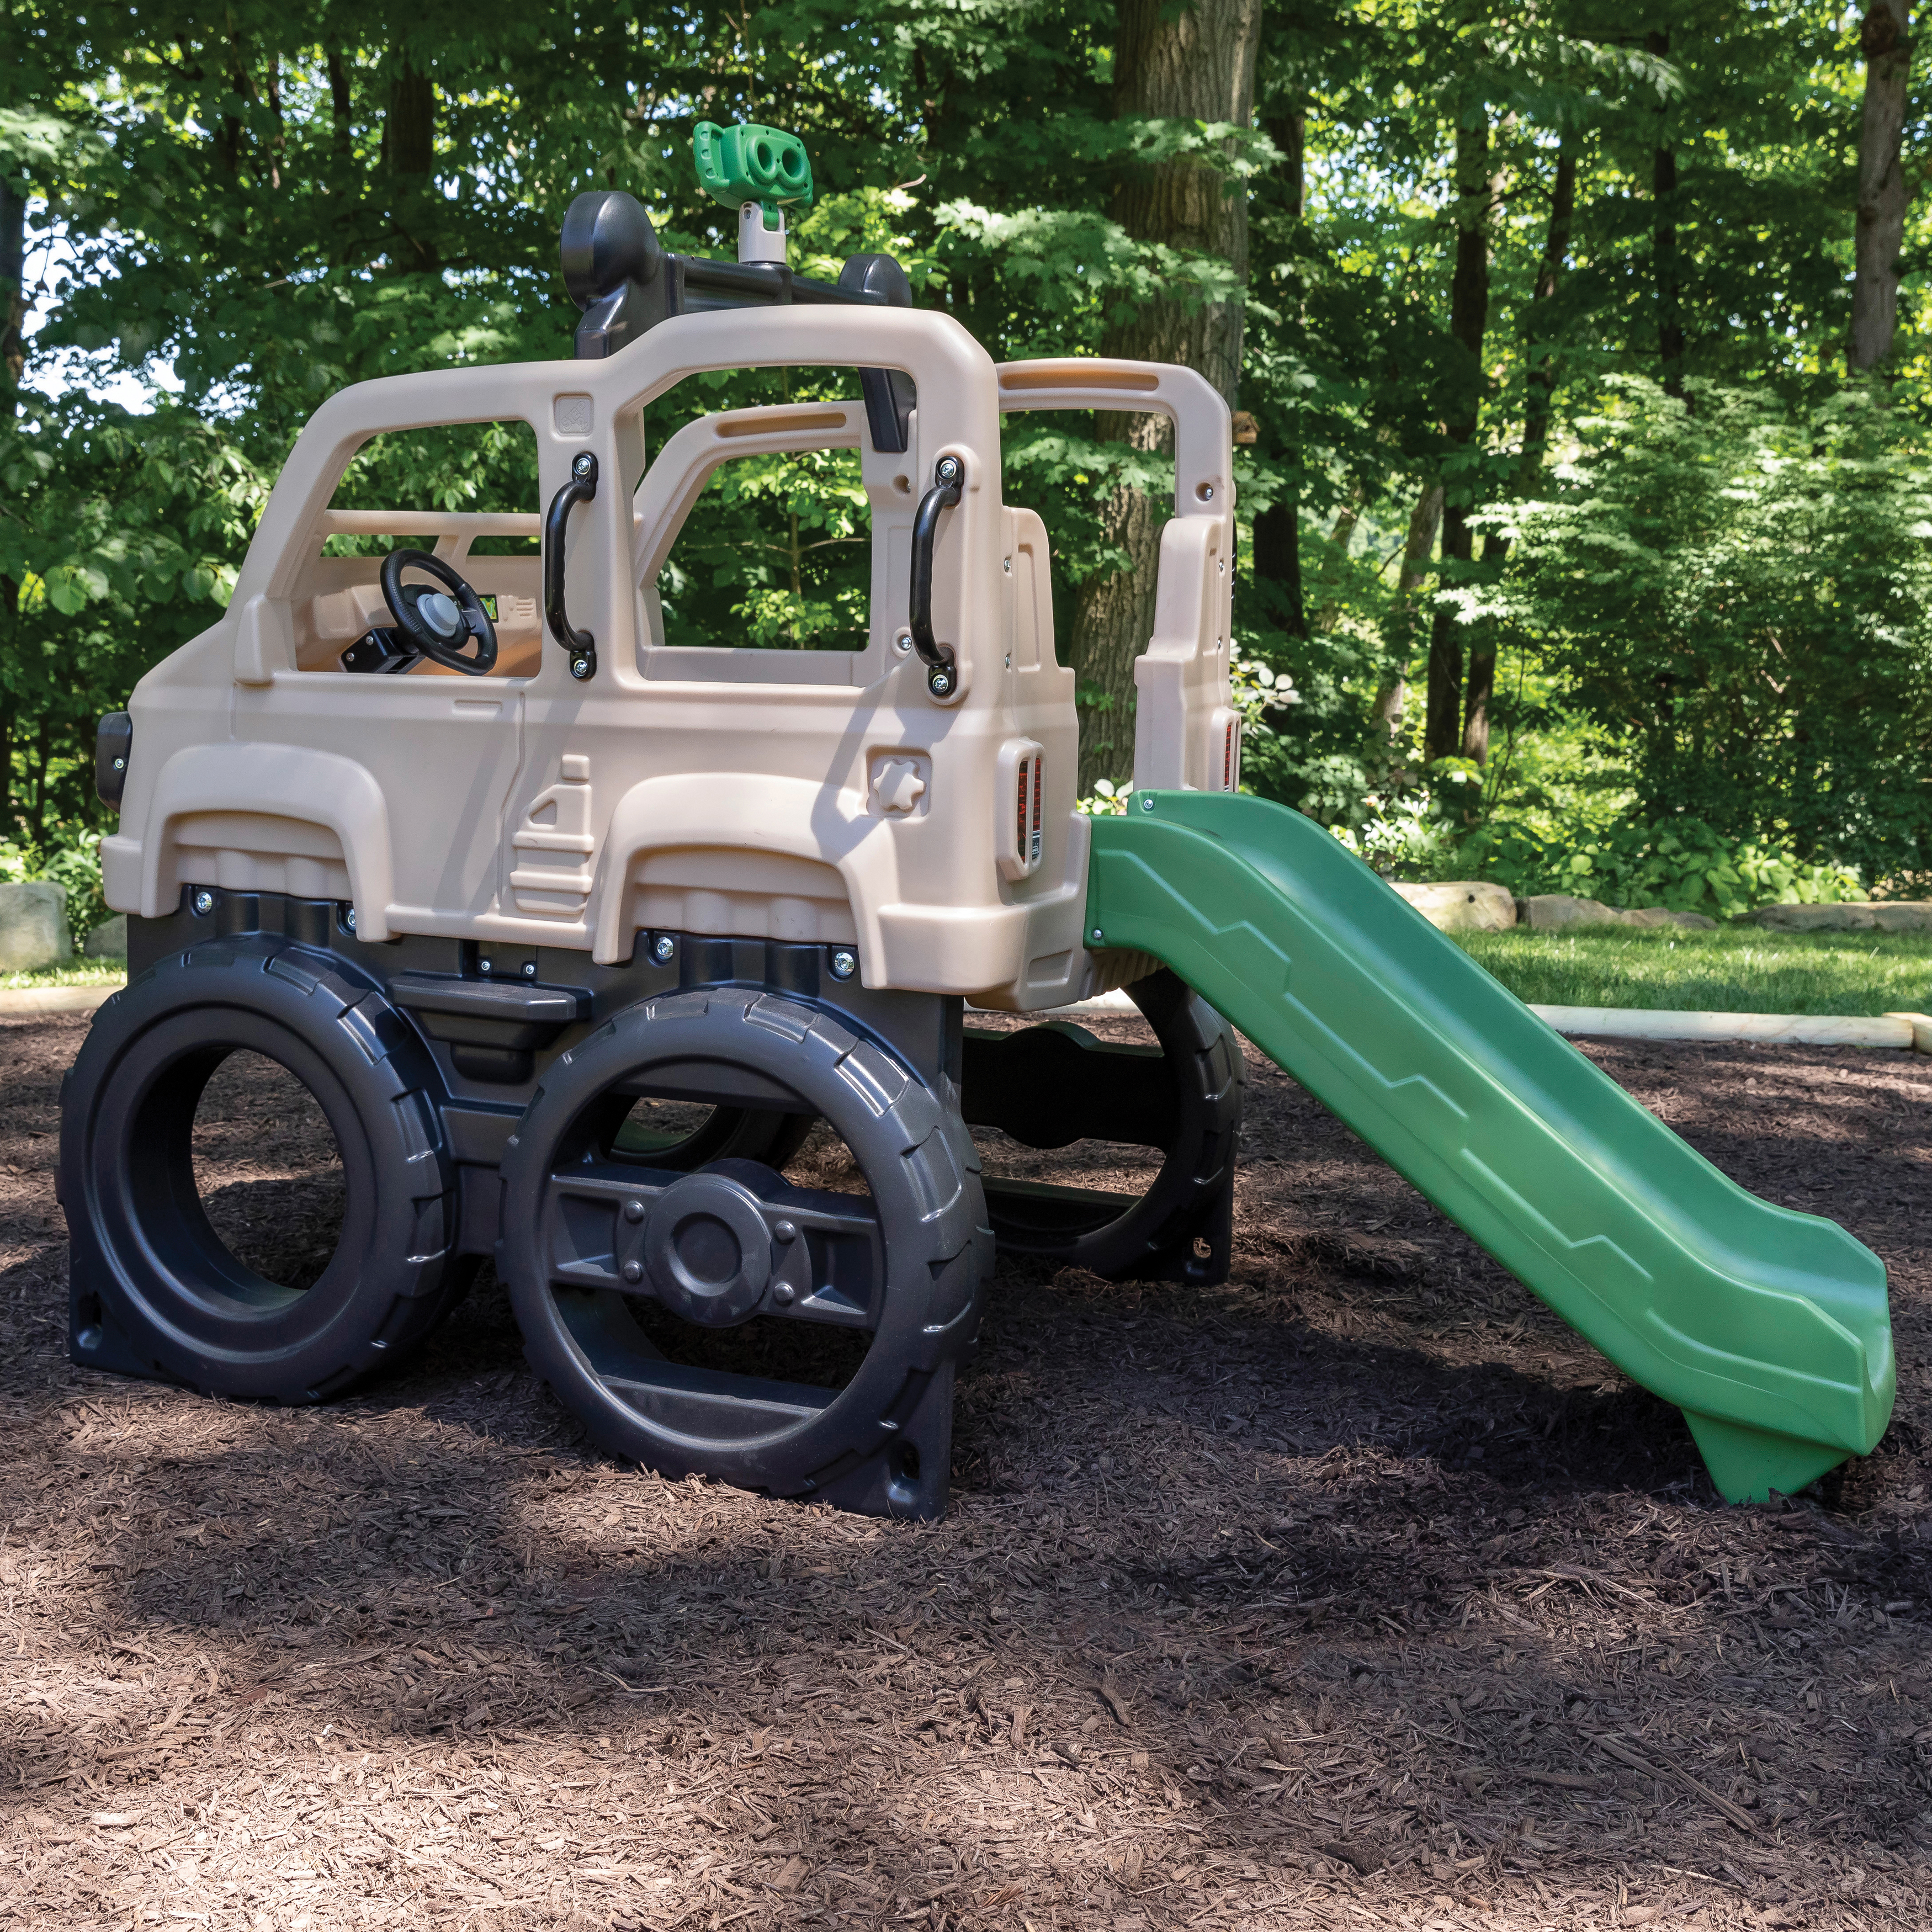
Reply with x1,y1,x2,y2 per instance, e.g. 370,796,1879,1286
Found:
633,378,913,684
294,420,544,678
657,445,870,654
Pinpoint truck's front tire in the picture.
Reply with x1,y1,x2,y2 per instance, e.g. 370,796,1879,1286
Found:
61,939,464,1402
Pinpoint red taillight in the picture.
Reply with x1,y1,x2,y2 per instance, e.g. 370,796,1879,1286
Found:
1222,718,1240,791
1016,753,1043,868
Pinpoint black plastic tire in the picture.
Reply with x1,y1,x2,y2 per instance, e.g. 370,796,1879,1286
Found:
500,988,990,1497
973,969,1244,1280
61,940,463,1401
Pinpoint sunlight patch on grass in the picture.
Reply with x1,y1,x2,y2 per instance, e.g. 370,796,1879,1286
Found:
1453,923,1932,1017
0,958,128,992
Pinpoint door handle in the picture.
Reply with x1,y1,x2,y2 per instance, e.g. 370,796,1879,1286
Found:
545,451,598,680
907,455,963,700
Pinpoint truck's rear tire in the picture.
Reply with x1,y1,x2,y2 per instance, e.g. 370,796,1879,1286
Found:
61,940,464,1402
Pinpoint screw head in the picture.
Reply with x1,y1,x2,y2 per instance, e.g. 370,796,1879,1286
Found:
112,756,125,771
652,934,675,964
1199,482,1215,501
773,1283,796,1307
927,665,954,698
572,452,595,479
894,629,912,654
935,455,963,486
570,655,593,680
1141,794,1155,811
829,948,857,981
622,1260,644,1283
1091,927,1104,944
522,960,537,978
344,906,358,928
624,1200,646,1224
479,958,493,974
192,890,214,917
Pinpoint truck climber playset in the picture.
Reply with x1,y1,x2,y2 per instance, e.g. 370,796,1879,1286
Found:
61,125,1894,1518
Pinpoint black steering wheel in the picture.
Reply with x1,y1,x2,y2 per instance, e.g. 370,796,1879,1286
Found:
379,548,498,676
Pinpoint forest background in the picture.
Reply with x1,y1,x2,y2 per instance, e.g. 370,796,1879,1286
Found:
3,0,1931,933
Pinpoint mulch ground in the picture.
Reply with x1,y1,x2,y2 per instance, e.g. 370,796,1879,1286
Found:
1,1011,1929,1932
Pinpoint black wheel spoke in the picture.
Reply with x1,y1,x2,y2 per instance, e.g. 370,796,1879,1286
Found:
542,1159,883,1327
602,1362,840,1438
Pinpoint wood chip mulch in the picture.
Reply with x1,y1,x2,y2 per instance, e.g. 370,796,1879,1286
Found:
1,1011,1929,1931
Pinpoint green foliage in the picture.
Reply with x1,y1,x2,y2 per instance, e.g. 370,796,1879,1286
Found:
1460,813,1865,920
4,0,1930,898
1474,380,1932,883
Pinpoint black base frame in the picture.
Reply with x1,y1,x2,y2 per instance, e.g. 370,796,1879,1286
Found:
66,888,1244,1517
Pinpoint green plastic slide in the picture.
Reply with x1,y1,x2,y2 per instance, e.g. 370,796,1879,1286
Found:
1086,790,1894,1501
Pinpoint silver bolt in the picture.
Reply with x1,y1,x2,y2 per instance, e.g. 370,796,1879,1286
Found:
928,666,954,698
570,656,592,680
192,890,214,917
652,934,675,964
624,1200,646,1223
345,906,358,928
773,1283,796,1307
479,958,493,974
572,452,595,479
829,948,857,980
1091,927,1104,943
622,1260,644,1283
773,1219,798,1243
1002,557,1012,575
1141,794,1155,811
112,756,125,771
1199,482,1215,501
893,630,913,655
936,455,963,486
522,960,537,978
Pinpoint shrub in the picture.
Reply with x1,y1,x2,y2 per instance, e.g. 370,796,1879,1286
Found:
0,828,109,948
1459,813,1864,920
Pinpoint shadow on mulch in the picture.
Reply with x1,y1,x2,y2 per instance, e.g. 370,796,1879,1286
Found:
1,1013,1929,1930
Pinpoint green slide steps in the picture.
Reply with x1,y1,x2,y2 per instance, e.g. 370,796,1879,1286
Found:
1085,791,1894,1503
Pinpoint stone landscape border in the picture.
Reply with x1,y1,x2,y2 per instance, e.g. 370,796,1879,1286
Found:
1042,989,1932,1052
0,984,121,1017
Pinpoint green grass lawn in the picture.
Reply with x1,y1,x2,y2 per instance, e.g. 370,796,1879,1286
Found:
1454,922,1932,1017
0,958,128,992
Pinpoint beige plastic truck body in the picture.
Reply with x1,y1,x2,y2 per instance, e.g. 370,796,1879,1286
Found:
102,309,1235,1010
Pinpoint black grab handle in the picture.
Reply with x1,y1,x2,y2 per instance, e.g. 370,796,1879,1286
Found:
545,450,599,681
907,454,963,700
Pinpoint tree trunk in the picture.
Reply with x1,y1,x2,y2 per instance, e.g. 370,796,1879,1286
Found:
1424,114,1496,765
2,171,23,834
1647,31,1685,395
1518,138,1577,487
1068,0,1263,790
1250,105,1308,641
327,49,354,157
1462,139,1577,766
1851,0,1913,370
1,172,24,414
1371,481,1444,755
385,54,439,270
